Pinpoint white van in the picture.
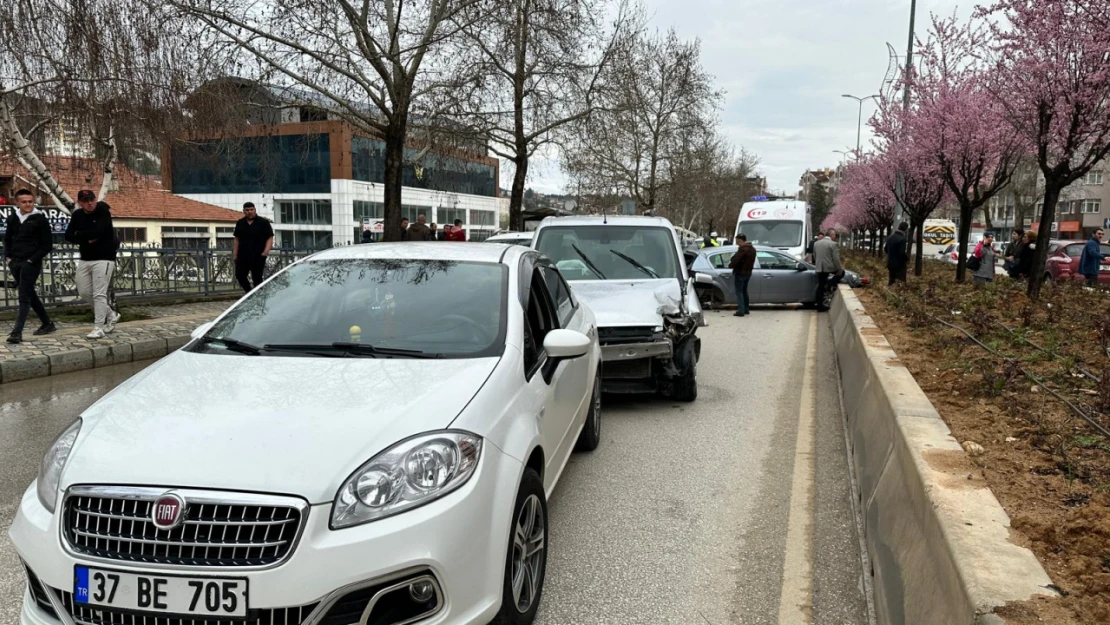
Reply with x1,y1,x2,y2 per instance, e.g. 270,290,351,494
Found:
734,200,812,260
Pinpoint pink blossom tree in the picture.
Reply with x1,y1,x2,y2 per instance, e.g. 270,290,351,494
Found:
910,14,1026,282
826,156,895,254
979,0,1110,298
870,101,949,276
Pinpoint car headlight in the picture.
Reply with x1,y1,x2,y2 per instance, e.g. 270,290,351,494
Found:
331,431,482,529
38,419,81,513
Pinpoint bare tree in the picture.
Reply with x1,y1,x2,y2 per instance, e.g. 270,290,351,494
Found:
657,130,759,233
0,0,192,211
167,0,482,241
455,0,638,231
563,28,722,212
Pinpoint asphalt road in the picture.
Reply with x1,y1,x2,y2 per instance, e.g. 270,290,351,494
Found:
0,308,869,625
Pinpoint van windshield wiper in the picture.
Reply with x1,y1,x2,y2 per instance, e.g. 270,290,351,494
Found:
263,342,443,358
199,336,262,356
571,244,607,279
609,249,660,278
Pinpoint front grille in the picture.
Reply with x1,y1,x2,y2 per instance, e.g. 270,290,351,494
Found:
58,590,317,625
603,358,653,379
598,326,660,345
64,491,303,567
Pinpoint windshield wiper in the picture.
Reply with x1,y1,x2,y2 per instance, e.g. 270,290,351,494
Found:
263,342,443,358
199,336,262,356
609,249,660,279
571,244,607,279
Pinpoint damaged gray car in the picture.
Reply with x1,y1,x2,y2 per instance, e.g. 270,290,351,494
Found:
532,216,704,401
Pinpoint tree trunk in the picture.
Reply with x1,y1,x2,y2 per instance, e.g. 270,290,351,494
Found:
956,201,973,283
913,218,925,276
1028,181,1062,300
382,117,408,243
509,155,527,232
96,130,118,202
0,93,74,212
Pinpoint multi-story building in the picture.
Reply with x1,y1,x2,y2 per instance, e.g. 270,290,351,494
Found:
989,163,1109,240
167,79,503,245
798,169,834,201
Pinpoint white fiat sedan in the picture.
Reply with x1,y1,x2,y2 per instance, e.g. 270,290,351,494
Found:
10,243,602,625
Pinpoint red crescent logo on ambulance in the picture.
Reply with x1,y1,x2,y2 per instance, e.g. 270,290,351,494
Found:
747,209,768,219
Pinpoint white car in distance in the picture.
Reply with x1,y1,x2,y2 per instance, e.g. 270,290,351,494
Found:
11,243,602,625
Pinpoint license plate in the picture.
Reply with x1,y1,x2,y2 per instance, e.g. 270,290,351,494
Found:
74,566,247,617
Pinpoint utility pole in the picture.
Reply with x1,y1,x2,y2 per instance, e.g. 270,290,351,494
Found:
894,0,917,226
841,94,880,156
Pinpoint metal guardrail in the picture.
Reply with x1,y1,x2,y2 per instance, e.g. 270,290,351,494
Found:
0,245,316,311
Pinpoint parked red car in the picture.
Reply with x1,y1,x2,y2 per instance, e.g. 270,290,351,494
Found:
1044,239,1110,284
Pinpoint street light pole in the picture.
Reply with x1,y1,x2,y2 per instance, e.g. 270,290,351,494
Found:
895,0,918,226
841,94,879,157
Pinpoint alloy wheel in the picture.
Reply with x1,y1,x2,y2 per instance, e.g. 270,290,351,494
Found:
511,494,546,613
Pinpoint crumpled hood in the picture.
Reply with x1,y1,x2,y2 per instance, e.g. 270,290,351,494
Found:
62,350,500,503
568,279,683,327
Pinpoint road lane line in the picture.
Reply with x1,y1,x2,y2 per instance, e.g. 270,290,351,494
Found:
776,314,818,625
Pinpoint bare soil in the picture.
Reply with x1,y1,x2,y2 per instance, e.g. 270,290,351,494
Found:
844,251,1110,625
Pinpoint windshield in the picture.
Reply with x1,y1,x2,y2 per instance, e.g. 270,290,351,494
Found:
534,225,679,281
195,259,507,358
737,221,803,248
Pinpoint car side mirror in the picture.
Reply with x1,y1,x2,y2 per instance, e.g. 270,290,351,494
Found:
795,262,808,272
542,329,591,384
694,272,714,284
190,321,215,340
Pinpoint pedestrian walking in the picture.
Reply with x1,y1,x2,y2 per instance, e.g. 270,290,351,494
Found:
729,234,756,317
408,214,432,241
4,189,55,344
813,228,843,312
232,202,274,293
1078,228,1106,287
65,190,120,338
971,232,996,285
884,222,910,285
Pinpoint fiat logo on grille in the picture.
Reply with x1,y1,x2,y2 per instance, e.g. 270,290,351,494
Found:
151,493,186,530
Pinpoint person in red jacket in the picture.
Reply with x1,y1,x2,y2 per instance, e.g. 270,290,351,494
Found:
446,219,466,242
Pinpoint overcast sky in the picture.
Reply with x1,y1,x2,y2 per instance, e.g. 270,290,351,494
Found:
518,0,972,197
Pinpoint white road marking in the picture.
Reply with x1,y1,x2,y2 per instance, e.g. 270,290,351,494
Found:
777,314,818,625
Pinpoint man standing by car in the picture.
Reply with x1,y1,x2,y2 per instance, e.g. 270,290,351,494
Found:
813,228,843,312
65,190,121,338
884,221,910,285
729,233,756,317
233,202,273,293
1079,229,1106,287
4,189,55,343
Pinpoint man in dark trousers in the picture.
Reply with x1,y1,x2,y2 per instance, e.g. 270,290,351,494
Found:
729,233,756,316
884,221,910,285
232,202,273,293
813,228,843,312
4,189,56,343
1078,228,1106,287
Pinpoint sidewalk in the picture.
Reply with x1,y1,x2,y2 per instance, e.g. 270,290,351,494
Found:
0,301,231,384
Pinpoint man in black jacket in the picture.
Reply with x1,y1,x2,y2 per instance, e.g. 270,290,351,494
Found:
4,189,56,343
884,221,910,286
65,190,120,338
233,202,274,293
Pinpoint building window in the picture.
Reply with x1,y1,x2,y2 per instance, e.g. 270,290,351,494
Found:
170,133,332,194
116,227,147,243
276,200,332,225
353,200,384,222
216,226,235,249
437,207,465,225
275,230,333,250
402,205,431,223
469,209,495,226
161,226,210,249
351,135,497,197
1085,171,1104,185
1083,199,1102,214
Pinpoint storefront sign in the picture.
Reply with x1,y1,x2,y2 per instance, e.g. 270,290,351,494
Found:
0,205,70,234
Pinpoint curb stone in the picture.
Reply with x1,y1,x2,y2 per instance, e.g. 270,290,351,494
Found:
830,285,1057,625
0,333,193,385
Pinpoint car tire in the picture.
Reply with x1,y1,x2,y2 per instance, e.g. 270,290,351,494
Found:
575,374,602,452
492,469,548,625
669,356,698,402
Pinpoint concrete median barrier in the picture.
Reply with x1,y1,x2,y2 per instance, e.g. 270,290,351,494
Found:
830,285,1057,625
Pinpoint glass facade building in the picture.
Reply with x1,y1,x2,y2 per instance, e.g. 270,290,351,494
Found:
170,134,332,194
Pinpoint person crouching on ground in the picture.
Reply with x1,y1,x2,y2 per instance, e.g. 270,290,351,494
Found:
4,189,56,344
65,190,121,338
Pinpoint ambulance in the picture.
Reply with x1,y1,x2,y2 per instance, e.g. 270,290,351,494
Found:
733,197,812,261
